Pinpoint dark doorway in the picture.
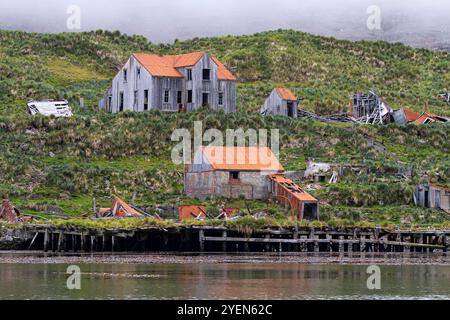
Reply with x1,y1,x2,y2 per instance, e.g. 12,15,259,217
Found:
287,102,294,117
424,190,429,207
202,93,209,107
119,92,124,112
303,203,318,220
144,90,149,111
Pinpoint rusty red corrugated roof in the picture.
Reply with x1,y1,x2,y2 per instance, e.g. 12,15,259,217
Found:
132,52,236,81
200,146,284,172
275,88,297,101
211,56,237,81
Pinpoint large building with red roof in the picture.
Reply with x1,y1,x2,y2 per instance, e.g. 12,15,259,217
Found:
105,52,236,113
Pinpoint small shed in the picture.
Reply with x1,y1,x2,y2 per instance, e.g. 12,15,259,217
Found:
269,174,319,220
261,88,298,118
414,184,450,213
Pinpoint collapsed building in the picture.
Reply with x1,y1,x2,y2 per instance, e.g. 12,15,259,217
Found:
351,91,449,125
185,146,319,220
350,91,393,124
261,88,298,118
414,184,450,213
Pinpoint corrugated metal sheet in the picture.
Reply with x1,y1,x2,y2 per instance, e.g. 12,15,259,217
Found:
403,108,420,122
179,205,207,221
270,174,318,202
414,112,449,124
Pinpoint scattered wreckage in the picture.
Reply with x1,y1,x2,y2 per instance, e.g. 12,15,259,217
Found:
27,100,73,117
0,200,33,224
97,195,161,220
350,91,449,125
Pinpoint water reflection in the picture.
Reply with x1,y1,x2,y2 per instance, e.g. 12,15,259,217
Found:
0,260,449,300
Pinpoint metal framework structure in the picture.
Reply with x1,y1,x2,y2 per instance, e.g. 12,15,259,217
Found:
352,90,386,124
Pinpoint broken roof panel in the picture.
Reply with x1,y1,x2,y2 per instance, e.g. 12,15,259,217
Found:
99,196,144,218
275,88,297,101
403,108,421,122
200,146,284,172
270,174,318,202
414,112,450,125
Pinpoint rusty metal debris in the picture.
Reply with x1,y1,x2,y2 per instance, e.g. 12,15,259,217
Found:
350,90,449,125
99,196,145,218
0,200,33,223
178,205,207,221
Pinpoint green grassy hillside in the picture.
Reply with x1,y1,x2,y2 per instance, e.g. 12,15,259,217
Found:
1,29,449,116
0,29,449,227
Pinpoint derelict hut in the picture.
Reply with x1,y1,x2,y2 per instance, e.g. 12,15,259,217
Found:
269,174,319,220
261,88,298,118
106,51,237,114
185,146,284,200
414,184,450,213
351,91,393,124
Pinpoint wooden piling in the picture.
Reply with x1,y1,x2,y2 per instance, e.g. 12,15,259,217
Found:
43,229,49,252
90,236,95,252
199,230,205,252
222,231,227,252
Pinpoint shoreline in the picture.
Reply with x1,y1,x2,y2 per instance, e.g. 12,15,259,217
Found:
0,251,448,265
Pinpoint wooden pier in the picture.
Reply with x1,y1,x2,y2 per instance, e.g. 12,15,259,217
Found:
8,225,449,254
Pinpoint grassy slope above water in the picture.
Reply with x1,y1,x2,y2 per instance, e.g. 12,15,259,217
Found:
0,29,449,226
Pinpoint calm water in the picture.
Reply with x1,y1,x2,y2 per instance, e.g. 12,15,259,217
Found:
1,254,450,300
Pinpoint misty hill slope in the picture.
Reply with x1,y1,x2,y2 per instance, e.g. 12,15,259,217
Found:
0,29,448,116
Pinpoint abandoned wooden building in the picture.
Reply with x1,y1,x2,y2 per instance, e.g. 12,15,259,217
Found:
104,52,237,113
261,88,298,118
185,146,319,220
414,184,450,213
350,91,393,124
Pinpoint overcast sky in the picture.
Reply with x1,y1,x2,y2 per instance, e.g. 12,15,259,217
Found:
0,0,449,47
